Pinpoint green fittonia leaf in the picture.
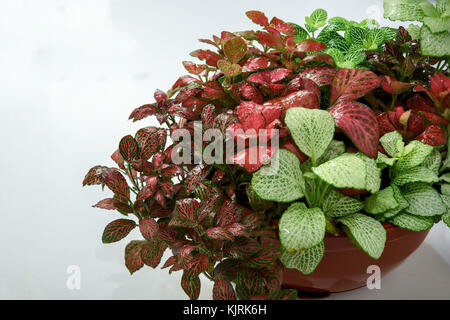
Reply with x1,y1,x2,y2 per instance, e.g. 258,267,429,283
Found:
422,149,441,174
318,140,346,164
423,16,450,33
401,183,447,216
285,107,335,164
377,152,396,168
252,149,305,202
364,186,399,215
279,242,324,275
306,8,328,29
442,184,450,195
407,24,422,39
384,0,426,22
441,173,450,183
323,189,364,218
392,166,439,186
380,131,404,158
279,202,326,251
443,212,450,228
382,185,409,219
436,0,450,17
420,26,450,57
338,213,386,259
312,153,381,193
391,213,435,231
395,140,434,171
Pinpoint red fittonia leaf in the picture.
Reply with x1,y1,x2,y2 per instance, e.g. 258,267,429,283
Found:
141,240,167,268
230,145,277,173
236,101,282,131
330,100,379,158
190,49,221,67
244,247,279,268
201,104,216,129
296,39,327,52
171,75,201,90
239,82,264,104
300,66,336,87
176,199,200,221
125,240,144,274
242,57,276,72
255,31,285,51
181,273,201,300
214,200,243,227
225,223,247,237
299,53,335,67
201,82,228,100
128,104,158,122
396,26,412,44
430,72,450,99
206,227,235,241
223,37,247,64
380,76,413,95
407,112,425,135
160,181,174,198
246,10,269,27
93,198,116,210
169,216,198,228
418,111,449,125
102,169,130,201
196,193,222,222
182,61,206,75
415,125,446,146
102,219,136,243
217,59,242,77
119,135,139,161
235,270,265,300
266,90,319,116
407,94,435,113
184,165,210,194
268,289,298,300
139,218,158,241
224,238,261,259
135,127,159,161
330,69,380,106
111,149,125,170
269,17,298,36
82,165,108,186
213,278,237,300
214,113,239,135
281,139,309,162
185,254,208,279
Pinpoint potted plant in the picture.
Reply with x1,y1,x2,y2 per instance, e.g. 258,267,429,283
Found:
83,0,450,300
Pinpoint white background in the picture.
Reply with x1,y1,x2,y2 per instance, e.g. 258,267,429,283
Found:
0,0,448,299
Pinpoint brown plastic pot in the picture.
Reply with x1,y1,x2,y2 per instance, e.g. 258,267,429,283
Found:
281,223,430,293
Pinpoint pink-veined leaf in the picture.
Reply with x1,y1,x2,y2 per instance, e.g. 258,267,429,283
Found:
141,240,167,268
139,218,159,241
230,145,277,173
239,82,264,104
102,219,136,243
82,165,108,186
299,53,335,67
185,254,208,279
111,149,125,170
196,193,222,222
296,40,327,52
242,57,276,72
217,59,242,77
119,135,139,161
128,104,158,122
255,31,284,51
300,66,336,87
182,61,206,75
181,272,201,300
246,10,269,27
190,49,221,67
102,169,130,201
269,17,298,35
330,69,380,106
125,240,144,274
224,238,261,260
235,269,265,300
265,90,319,115
329,100,379,158
176,198,200,221
223,37,247,64
201,81,229,100
415,125,446,146
93,198,116,210
213,278,237,300
214,200,243,227
268,289,298,300
206,227,235,241
201,104,216,129
171,75,201,90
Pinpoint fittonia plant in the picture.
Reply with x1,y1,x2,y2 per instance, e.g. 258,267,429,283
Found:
83,3,450,300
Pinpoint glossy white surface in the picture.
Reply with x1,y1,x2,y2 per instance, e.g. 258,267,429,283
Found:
0,0,448,299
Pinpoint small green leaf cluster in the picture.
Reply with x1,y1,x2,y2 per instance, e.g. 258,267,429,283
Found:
251,108,387,274
364,131,449,231
384,0,450,56
290,9,397,69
